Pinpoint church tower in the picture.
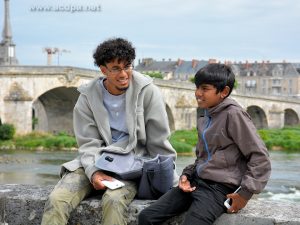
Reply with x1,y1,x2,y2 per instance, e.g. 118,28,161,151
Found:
0,0,18,65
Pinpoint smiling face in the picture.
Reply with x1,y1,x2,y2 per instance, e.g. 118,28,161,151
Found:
195,84,230,108
100,59,133,95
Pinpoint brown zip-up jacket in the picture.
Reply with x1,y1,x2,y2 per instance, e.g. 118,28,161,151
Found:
182,97,271,200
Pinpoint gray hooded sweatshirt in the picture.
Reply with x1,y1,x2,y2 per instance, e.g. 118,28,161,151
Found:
61,71,178,184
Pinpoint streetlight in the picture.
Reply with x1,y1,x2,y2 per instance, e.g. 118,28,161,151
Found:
56,48,71,65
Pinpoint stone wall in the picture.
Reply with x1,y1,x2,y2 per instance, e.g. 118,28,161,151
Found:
0,184,299,225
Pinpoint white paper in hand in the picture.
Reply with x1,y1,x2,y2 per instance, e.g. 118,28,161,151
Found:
102,179,125,190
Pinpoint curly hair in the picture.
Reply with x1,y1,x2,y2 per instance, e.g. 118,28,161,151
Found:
93,38,136,67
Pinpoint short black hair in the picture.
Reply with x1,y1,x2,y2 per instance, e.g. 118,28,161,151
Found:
93,38,136,67
194,63,235,96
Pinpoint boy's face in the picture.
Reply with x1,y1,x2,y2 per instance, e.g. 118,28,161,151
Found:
100,59,133,95
195,84,228,108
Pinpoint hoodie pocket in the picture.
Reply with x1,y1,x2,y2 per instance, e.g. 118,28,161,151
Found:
209,150,228,169
224,147,240,168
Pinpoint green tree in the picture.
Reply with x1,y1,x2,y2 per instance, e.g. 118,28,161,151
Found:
0,123,16,140
144,71,163,79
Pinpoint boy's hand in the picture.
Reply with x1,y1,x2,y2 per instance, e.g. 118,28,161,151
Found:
226,193,248,213
179,175,196,192
91,171,113,190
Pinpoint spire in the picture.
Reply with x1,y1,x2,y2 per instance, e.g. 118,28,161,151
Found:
2,0,12,43
0,0,18,65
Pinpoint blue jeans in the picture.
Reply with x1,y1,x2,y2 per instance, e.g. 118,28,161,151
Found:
138,178,236,225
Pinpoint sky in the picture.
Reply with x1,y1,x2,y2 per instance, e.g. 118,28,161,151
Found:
1,0,300,69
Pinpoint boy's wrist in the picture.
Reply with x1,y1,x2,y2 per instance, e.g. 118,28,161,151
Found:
181,173,191,180
238,188,253,200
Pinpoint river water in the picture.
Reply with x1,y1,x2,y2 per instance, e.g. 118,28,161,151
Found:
0,150,299,203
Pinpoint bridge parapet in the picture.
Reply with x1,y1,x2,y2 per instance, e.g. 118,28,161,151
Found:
155,78,300,104
0,65,99,78
0,66,299,133
153,78,195,90
233,92,300,104
0,184,299,225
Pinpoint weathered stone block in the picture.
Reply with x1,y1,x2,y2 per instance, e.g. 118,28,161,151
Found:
0,184,300,225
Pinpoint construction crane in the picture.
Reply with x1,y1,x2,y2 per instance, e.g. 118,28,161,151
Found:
43,47,70,65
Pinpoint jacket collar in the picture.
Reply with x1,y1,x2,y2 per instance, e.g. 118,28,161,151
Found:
206,97,240,117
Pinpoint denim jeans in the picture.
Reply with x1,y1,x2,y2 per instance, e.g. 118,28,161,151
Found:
138,177,236,225
41,168,137,225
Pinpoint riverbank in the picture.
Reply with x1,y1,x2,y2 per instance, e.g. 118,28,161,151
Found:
1,150,300,203
0,132,77,151
0,126,300,152
259,126,300,152
170,126,300,153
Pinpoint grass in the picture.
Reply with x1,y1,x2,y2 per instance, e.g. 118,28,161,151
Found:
0,131,77,150
170,128,198,154
170,126,300,153
258,126,300,152
1,126,300,153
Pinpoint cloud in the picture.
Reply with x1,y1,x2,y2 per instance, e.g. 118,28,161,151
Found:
1,0,299,68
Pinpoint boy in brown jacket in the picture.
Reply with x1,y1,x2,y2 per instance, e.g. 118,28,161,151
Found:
138,63,271,225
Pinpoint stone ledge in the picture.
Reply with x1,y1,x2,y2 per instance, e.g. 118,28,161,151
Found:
0,184,299,225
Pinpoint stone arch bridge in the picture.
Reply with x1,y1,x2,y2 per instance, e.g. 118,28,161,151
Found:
0,66,299,134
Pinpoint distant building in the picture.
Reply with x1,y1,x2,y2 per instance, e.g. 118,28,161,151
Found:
231,61,300,98
136,57,300,98
173,59,208,81
294,63,300,74
135,58,210,81
135,58,177,80
0,0,18,65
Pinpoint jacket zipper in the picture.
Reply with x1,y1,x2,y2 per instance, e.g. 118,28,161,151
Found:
196,110,212,174
202,112,212,161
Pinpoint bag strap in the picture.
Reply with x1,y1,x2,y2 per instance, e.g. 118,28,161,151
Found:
146,169,164,199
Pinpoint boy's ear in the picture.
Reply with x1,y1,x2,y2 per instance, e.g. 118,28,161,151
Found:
221,86,230,99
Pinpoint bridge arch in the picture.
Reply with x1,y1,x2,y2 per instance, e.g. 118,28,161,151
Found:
32,86,79,134
246,106,268,129
284,108,299,126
